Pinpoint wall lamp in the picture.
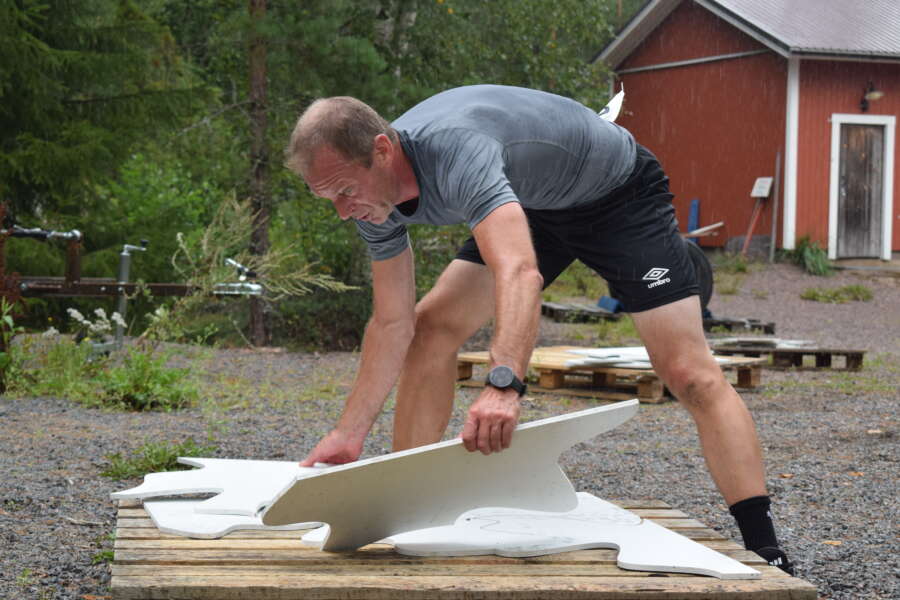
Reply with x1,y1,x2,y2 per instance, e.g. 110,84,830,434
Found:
860,81,884,112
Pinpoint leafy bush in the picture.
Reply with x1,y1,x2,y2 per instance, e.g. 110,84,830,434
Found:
783,236,832,276
7,336,198,411
91,347,199,411
101,438,218,480
800,284,873,304
0,299,25,392
8,336,100,400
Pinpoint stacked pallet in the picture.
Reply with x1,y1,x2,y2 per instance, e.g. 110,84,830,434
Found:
711,344,865,370
111,498,815,599
457,346,765,403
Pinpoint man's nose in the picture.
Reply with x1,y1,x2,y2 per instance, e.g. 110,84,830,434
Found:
333,196,354,220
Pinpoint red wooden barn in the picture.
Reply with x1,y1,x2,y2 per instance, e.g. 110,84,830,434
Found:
597,0,900,259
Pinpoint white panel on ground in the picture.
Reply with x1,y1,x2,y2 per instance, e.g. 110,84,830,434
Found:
383,492,760,580
568,346,730,368
111,458,325,516
143,498,320,539
262,401,640,551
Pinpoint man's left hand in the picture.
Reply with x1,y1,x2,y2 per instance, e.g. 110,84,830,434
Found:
461,386,521,454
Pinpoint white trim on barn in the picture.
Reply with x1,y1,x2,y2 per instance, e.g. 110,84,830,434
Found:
595,0,680,67
828,113,896,260
783,56,801,250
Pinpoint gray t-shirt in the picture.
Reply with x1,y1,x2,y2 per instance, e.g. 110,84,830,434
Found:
357,85,637,261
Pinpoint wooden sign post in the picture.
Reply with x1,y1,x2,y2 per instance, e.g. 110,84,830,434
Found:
741,177,773,257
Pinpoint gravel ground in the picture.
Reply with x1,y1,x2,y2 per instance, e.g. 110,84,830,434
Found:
1,262,898,599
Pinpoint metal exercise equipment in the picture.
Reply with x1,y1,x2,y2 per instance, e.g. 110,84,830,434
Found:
0,205,262,352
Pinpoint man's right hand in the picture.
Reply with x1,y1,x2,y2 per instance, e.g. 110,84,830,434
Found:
299,429,364,467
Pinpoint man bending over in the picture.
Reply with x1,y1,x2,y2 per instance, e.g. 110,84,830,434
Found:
284,85,793,573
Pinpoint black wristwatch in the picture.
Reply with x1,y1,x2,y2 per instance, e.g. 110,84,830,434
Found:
485,365,527,397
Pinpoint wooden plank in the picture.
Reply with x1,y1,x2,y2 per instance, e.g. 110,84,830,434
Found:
538,369,566,389
109,573,814,600
115,538,764,569
736,366,760,388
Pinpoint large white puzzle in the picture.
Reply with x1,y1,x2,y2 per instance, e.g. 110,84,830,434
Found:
109,399,759,578
260,401,640,551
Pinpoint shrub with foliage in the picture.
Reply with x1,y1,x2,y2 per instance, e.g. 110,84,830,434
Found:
7,333,198,411
783,236,833,276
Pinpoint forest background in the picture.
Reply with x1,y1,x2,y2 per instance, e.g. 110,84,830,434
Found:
1,0,644,350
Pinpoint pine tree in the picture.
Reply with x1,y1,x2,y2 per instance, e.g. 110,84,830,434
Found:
0,0,209,220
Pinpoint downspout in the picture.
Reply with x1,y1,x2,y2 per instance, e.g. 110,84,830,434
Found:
783,56,800,250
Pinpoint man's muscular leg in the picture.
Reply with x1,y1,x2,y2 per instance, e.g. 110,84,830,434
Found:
393,259,495,451
630,296,767,505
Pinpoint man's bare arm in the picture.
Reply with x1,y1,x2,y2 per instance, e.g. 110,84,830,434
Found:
462,202,543,454
300,247,416,465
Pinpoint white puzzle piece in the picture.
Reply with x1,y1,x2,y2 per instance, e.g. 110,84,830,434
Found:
568,346,730,369
380,492,760,580
111,458,325,516
143,498,319,539
261,400,639,551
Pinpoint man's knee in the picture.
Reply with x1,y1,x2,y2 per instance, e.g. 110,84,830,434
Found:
410,302,469,350
661,360,726,410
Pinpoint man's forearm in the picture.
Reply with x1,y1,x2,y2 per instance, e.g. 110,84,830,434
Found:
489,266,543,376
335,315,415,440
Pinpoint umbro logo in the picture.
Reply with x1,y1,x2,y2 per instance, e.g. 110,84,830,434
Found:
642,267,669,281
642,267,671,288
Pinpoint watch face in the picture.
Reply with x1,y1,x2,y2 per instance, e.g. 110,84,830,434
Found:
490,366,515,388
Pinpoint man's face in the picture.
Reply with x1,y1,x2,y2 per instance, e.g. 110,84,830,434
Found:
304,144,395,224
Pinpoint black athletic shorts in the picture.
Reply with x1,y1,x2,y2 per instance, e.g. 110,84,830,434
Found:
455,144,699,313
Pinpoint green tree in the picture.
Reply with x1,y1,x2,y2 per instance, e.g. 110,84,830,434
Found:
0,0,209,219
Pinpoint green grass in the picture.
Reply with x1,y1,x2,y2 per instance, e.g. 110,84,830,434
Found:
800,284,874,304
101,438,219,480
710,251,751,274
763,370,894,397
16,568,35,587
714,273,744,295
542,262,608,302
593,316,640,346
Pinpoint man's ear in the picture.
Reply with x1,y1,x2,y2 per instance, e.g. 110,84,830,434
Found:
372,134,393,165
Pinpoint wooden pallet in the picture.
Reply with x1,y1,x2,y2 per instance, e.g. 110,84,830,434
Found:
457,347,765,403
703,318,775,334
711,345,865,370
541,301,621,323
111,498,815,599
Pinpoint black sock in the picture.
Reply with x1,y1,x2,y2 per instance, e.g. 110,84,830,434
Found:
728,495,779,552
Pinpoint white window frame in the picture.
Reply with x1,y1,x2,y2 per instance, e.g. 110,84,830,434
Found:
828,113,896,260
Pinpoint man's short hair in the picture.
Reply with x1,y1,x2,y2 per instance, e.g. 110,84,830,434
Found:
285,96,397,174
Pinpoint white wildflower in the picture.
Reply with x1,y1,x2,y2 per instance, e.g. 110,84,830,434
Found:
89,320,111,334
66,308,86,322
42,327,60,338
94,307,107,319
111,312,127,328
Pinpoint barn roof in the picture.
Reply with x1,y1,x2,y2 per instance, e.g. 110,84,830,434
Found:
598,0,900,67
